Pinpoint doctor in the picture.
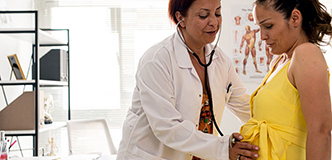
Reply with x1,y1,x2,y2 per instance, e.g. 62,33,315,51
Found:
117,0,259,159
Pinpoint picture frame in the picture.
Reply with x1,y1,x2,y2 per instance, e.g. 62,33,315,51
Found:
7,54,26,80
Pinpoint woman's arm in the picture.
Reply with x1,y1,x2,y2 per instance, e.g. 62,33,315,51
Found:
290,43,332,160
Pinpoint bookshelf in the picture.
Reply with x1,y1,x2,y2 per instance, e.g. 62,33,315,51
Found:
0,10,70,156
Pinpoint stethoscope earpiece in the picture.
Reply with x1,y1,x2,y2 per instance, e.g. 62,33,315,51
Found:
177,19,184,28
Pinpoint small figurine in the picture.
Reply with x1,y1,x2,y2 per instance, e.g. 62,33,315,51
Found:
47,137,58,156
44,94,54,124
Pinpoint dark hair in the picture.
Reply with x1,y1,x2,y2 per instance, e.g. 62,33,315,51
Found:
255,0,332,45
168,0,196,25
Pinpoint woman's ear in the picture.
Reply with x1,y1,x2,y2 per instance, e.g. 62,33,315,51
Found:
290,9,302,28
175,11,185,28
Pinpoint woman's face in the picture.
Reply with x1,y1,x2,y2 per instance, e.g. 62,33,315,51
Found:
253,4,297,55
181,0,222,49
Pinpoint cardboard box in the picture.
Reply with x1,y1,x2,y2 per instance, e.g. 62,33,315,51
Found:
0,91,44,130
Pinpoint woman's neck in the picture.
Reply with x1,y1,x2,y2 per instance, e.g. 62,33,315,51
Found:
284,31,309,59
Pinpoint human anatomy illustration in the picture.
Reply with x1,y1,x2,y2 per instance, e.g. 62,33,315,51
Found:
231,5,273,82
239,25,261,75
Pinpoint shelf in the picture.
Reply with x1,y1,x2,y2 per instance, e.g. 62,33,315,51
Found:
0,80,68,86
39,80,69,87
0,80,35,85
4,122,67,136
0,28,67,45
40,122,67,132
0,10,70,156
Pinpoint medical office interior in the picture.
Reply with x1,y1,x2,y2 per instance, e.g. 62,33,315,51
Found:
0,0,331,159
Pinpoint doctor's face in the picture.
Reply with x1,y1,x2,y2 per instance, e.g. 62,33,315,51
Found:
181,0,222,49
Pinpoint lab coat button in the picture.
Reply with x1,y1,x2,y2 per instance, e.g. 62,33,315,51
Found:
199,94,201,97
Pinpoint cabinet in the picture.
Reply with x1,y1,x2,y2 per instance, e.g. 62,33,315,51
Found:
0,10,70,156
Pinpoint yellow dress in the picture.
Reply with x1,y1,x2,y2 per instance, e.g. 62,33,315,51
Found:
240,57,307,160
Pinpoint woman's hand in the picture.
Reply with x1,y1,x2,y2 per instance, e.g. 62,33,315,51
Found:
229,133,259,160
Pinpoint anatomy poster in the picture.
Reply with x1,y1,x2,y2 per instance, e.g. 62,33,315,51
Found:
231,5,273,82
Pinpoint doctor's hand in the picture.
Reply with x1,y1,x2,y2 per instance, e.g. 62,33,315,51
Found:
229,133,259,160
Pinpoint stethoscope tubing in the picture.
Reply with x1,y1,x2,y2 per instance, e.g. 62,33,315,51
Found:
176,20,224,136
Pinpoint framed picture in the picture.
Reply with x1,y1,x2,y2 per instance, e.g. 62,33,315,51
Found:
7,54,26,80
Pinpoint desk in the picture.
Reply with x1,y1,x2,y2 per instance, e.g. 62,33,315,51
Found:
5,122,67,135
62,154,116,160
10,154,117,160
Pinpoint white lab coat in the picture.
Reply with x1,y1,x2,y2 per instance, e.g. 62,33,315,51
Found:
117,32,250,160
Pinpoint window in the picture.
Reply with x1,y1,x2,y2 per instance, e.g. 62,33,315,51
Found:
50,7,121,110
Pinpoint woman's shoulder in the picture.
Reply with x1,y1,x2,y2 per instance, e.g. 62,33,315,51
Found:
137,34,176,69
292,42,324,63
294,42,321,55
290,42,327,79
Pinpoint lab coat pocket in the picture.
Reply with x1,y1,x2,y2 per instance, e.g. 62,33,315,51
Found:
126,109,139,129
131,146,167,160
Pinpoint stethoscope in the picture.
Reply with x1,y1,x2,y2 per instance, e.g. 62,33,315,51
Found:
176,19,224,136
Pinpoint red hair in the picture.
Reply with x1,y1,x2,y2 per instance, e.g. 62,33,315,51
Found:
168,0,196,25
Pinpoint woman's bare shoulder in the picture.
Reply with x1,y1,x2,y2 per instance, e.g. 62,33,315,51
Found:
292,42,324,64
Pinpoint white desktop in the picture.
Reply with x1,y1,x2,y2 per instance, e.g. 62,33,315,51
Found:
10,154,116,160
